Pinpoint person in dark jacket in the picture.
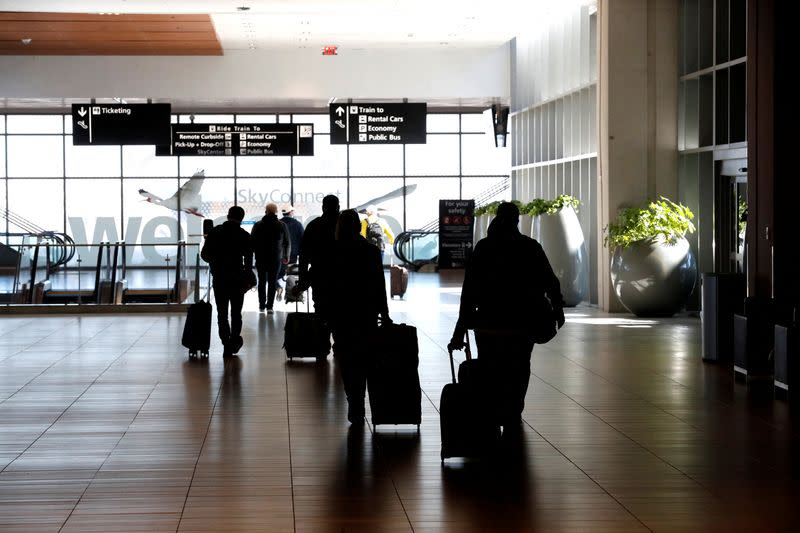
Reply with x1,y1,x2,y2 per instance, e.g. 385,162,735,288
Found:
201,205,253,358
331,209,391,424
251,202,290,314
296,195,340,321
449,201,565,428
277,205,305,299
281,205,304,265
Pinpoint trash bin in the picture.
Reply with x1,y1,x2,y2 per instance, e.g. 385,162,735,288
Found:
774,318,797,395
701,272,745,363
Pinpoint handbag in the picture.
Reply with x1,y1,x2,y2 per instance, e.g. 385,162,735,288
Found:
531,294,558,344
242,268,257,293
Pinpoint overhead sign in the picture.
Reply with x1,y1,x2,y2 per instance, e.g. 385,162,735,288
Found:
165,123,314,156
438,199,475,269
71,103,171,145
329,102,426,144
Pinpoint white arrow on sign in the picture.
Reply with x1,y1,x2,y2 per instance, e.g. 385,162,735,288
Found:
335,106,345,117
78,107,87,117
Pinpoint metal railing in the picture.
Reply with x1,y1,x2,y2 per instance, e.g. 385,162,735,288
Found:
0,242,206,307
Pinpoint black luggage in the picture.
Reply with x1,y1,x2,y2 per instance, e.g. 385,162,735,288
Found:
367,322,422,428
440,334,500,462
182,299,212,359
283,297,330,360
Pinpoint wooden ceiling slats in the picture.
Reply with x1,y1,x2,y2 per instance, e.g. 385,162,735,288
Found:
0,13,212,22
0,31,219,42
1,20,216,32
0,12,222,55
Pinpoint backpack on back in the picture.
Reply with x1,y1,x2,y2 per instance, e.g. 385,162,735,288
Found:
366,220,384,249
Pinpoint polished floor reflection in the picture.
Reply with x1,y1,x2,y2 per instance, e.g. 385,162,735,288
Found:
0,271,798,532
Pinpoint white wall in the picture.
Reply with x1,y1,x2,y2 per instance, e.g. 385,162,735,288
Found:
0,47,510,103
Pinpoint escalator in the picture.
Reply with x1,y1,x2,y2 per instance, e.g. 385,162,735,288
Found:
394,177,510,270
3,208,76,272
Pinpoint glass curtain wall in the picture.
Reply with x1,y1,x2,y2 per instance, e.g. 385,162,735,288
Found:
1,112,509,266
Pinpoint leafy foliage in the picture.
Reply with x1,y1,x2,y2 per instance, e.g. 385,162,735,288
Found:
604,197,695,249
522,195,581,217
474,201,502,216
738,198,747,235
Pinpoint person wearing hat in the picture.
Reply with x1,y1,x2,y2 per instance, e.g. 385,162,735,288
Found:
360,204,395,261
201,205,253,358
448,201,565,430
279,204,305,291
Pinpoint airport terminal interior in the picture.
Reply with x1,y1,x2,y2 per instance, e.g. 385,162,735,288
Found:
1,0,799,531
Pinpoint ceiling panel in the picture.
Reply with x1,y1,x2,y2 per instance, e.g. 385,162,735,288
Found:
0,12,222,55
0,1,593,51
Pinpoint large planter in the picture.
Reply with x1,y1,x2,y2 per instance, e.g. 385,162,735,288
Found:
519,214,533,238
610,236,697,317
534,206,588,306
473,213,494,243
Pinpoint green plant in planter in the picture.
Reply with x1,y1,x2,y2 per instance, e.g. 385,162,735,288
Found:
604,197,695,249
474,200,502,216
523,195,580,216
738,198,747,235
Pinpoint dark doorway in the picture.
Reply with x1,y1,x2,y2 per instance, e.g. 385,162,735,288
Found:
714,157,747,274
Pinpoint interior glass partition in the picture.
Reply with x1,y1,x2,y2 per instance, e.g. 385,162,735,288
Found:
1,110,510,305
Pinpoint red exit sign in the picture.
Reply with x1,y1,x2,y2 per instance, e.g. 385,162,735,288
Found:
322,45,338,56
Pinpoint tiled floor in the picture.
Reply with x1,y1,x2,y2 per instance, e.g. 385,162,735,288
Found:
0,271,798,532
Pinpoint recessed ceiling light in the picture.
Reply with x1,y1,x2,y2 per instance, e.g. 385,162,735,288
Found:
21,38,32,45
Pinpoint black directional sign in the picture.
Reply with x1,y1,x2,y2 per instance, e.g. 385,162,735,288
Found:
166,123,314,156
71,103,171,145
329,102,426,144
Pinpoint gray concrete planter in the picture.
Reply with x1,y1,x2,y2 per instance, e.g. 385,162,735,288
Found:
519,214,533,238
473,213,495,243
610,236,697,317
533,206,589,306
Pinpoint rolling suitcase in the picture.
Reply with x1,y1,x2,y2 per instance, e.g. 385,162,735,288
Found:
440,333,500,462
390,264,408,298
182,271,212,359
283,296,330,360
367,322,422,428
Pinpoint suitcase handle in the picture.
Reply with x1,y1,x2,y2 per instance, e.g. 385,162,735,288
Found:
447,332,472,384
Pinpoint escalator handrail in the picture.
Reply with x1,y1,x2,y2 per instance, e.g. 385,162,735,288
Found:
393,230,438,267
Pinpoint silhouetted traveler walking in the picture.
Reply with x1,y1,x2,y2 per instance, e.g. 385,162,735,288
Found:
297,195,340,322
449,201,565,429
331,209,391,424
251,202,290,314
278,205,305,298
281,205,304,266
201,205,253,358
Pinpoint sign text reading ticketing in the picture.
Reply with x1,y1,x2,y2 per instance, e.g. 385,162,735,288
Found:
72,103,171,146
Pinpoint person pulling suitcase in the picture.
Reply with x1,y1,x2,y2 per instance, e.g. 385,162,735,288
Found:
201,205,253,359
330,209,391,425
448,201,565,429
